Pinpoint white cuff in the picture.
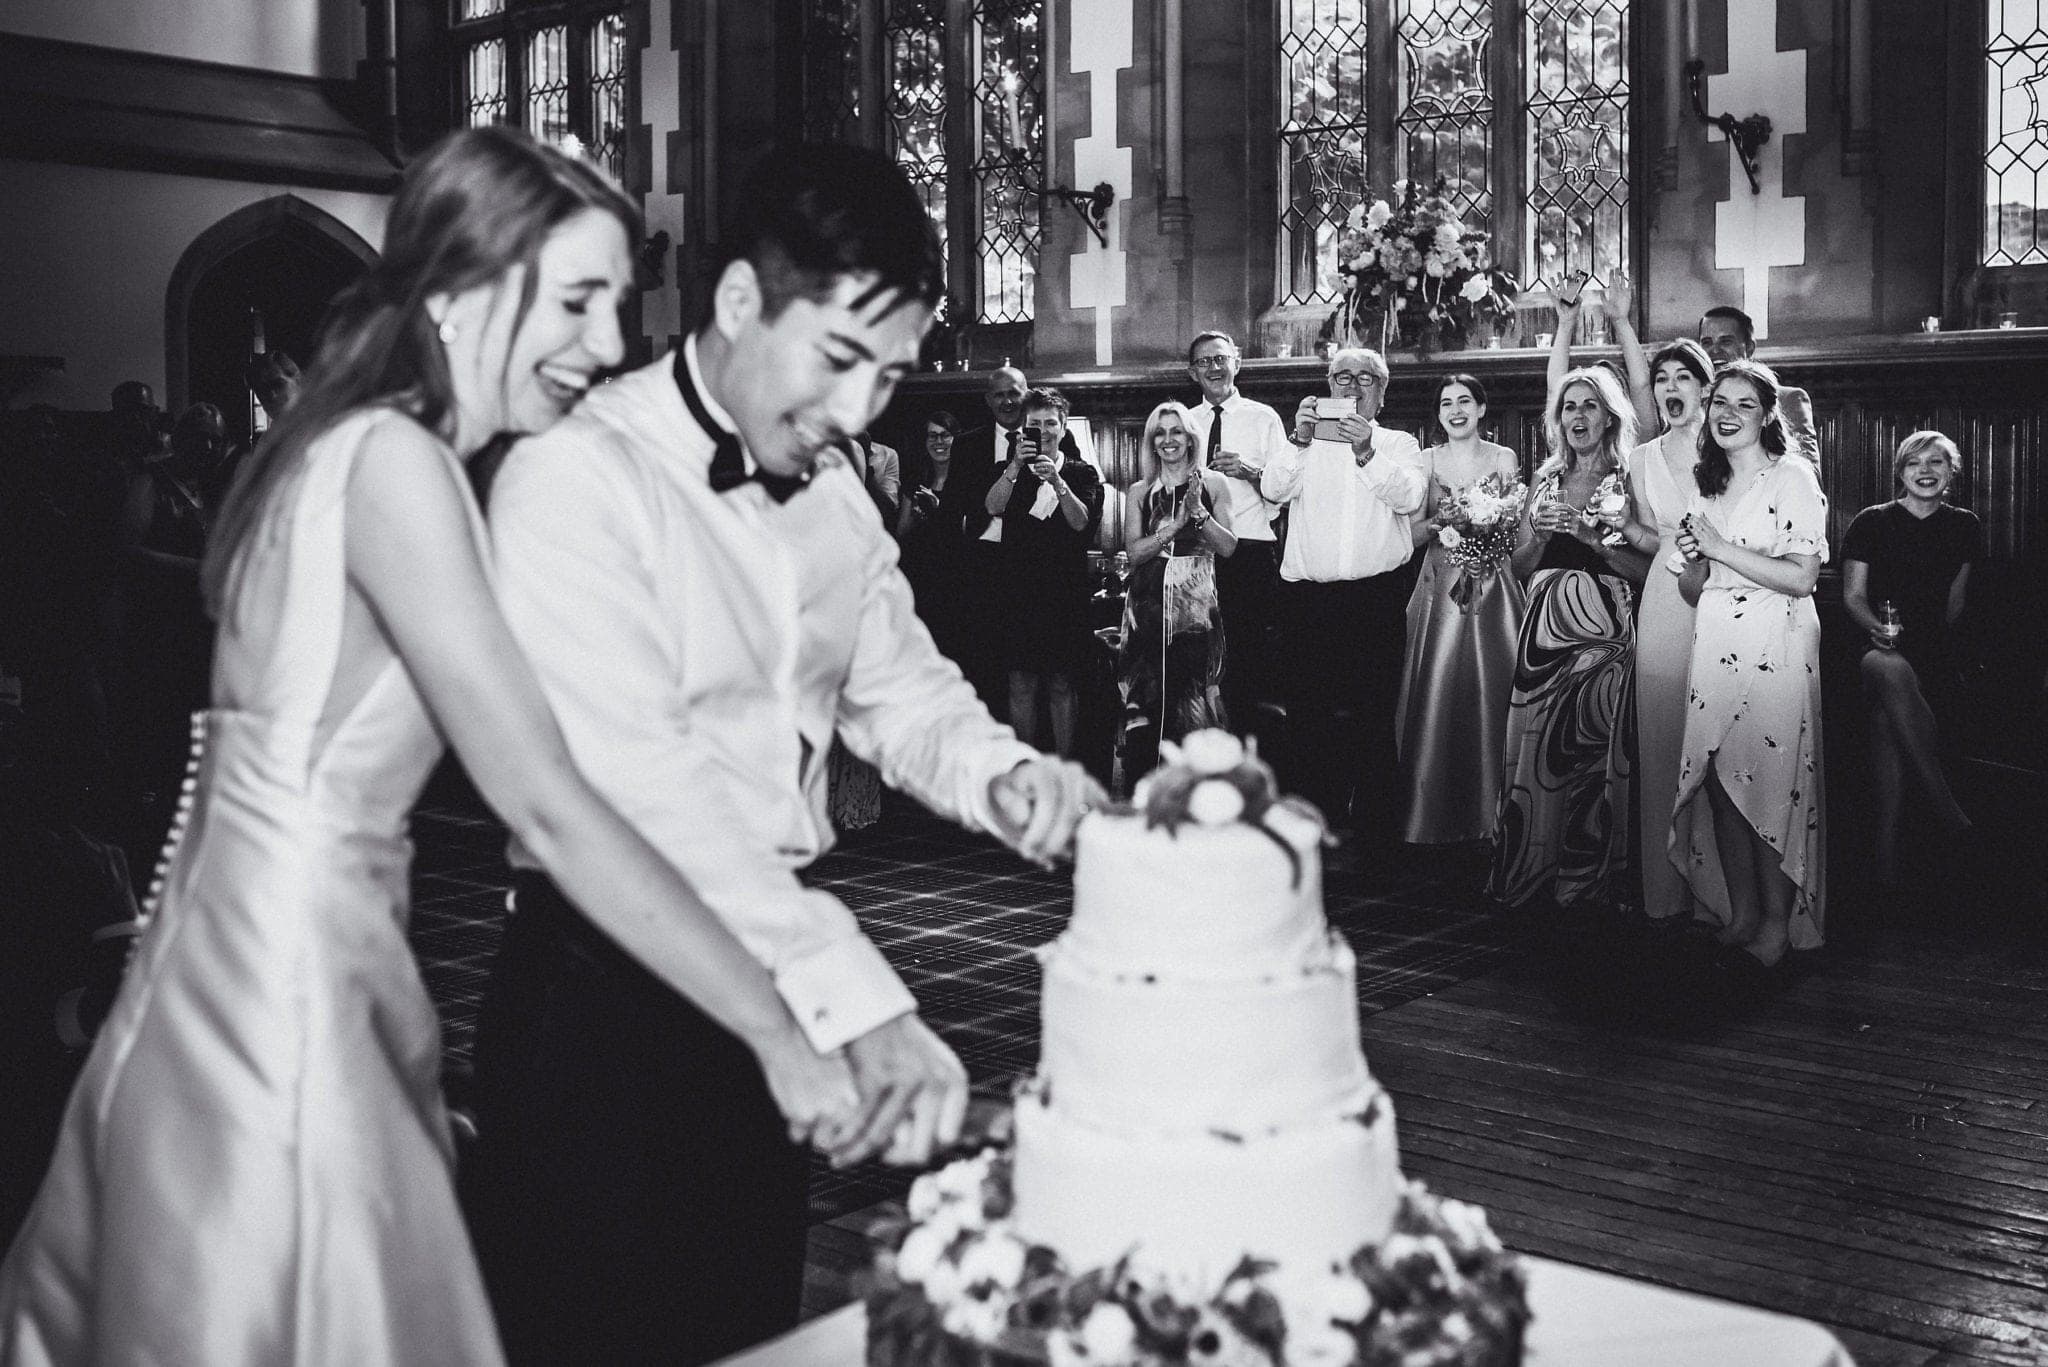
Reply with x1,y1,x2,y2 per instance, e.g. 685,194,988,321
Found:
773,934,917,1053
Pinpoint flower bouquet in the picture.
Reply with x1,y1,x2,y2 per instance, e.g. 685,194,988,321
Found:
1430,472,1527,611
1320,177,1519,353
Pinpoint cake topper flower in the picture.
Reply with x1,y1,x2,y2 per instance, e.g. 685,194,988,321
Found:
1122,730,1325,888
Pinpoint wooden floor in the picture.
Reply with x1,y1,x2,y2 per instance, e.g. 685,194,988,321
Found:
807,895,2048,1366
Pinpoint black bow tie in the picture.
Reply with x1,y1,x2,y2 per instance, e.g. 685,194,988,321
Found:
674,349,810,504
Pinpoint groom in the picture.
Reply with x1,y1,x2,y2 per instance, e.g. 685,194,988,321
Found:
462,144,1102,1365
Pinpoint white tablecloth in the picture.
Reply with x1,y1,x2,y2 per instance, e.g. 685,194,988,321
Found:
714,1256,1854,1366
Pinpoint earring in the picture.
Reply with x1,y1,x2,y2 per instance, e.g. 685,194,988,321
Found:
437,318,459,345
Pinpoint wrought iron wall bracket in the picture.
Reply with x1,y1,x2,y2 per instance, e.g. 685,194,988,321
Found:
1005,151,1115,247
1684,59,1773,194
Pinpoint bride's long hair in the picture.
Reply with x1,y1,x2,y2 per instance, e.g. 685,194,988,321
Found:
201,125,639,618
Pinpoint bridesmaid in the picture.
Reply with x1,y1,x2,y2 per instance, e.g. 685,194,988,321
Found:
1396,375,1526,844
1672,361,1828,974
1487,367,1647,910
1611,339,1726,925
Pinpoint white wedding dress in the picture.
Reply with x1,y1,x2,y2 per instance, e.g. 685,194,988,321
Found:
0,410,505,1365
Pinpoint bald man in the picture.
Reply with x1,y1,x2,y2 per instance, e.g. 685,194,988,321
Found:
948,367,1034,714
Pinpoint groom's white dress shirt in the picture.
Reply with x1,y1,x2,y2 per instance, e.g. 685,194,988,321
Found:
490,337,1036,1053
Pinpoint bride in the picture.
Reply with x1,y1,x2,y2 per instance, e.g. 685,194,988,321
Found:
0,126,858,1366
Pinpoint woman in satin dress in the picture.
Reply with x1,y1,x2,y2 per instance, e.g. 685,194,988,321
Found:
0,127,858,1366
1395,375,1526,844
1610,340,1727,925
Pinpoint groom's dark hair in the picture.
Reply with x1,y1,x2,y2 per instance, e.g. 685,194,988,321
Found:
720,142,947,321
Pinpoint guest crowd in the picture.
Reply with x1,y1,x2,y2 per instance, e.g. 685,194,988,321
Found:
883,278,1991,994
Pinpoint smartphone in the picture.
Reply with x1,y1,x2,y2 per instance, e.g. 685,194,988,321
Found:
1313,396,1355,420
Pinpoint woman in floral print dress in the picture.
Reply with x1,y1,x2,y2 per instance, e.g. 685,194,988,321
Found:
1671,360,1828,970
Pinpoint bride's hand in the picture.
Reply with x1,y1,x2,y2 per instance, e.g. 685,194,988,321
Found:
753,1024,862,1153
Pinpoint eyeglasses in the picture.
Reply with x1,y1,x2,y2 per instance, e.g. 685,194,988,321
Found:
1190,356,1236,370
1328,371,1381,390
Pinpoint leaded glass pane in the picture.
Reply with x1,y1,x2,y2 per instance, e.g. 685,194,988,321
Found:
462,38,508,128
1397,0,1492,233
1523,2,1629,290
972,0,1043,324
1985,3,2048,265
805,0,866,144
457,0,504,19
884,0,949,266
1278,0,1370,306
587,12,629,178
526,25,572,148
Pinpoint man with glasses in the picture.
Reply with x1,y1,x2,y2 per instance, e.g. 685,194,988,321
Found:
1260,347,1426,853
1183,330,1289,740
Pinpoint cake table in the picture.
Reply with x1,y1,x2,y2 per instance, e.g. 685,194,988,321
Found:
713,1257,1855,1366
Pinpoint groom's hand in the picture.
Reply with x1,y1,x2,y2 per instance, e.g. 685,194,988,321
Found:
988,757,1106,867
829,1013,967,1168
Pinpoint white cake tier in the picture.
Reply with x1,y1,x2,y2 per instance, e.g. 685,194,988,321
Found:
1011,1083,1402,1286
1064,812,1326,980
1037,933,1373,1133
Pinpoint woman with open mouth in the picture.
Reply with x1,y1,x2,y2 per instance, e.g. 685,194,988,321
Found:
1487,364,1647,912
1839,430,1982,892
1670,360,1831,985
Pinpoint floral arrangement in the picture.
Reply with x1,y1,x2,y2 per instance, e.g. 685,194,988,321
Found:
1320,177,1519,352
1123,730,1325,886
1428,473,1527,611
865,1150,1530,1367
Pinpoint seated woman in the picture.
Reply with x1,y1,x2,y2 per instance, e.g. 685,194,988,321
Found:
1671,360,1829,974
1118,399,1237,779
986,387,1104,756
1487,366,1647,911
1396,374,1525,845
1840,430,1981,886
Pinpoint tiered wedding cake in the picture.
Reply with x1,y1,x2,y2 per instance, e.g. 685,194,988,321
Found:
867,733,1527,1366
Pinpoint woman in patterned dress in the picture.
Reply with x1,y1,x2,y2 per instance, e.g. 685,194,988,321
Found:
1118,400,1238,779
1671,360,1828,970
1487,366,1647,910
1396,374,1526,844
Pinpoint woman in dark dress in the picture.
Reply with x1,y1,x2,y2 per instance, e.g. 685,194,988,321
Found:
1841,430,1982,885
1487,366,1647,910
984,387,1103,756
895,409,980,670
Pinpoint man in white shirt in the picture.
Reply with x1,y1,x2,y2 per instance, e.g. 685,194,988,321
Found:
1260,346,1427,844
1182,329,1289,740
463,144,1102,1366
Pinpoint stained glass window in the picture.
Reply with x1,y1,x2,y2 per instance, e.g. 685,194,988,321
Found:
972,0,1043,323
448,2,634,180
1985,4,2048,265
1398,1,1492,233
462,38,508,128
1278,0,1370,307
802,0,1047,331
1278,1,1632,308
1523,2,1629,290
884,0,950,265
587,12,631,179
804,0,867,145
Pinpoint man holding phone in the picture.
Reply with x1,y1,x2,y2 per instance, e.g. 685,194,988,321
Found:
1260,347,1426,851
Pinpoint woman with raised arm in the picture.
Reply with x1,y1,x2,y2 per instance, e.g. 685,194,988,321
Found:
0,127,857,1367
1671,361,1830,981
1614,339,1722,927
1118,399,1237,778
1395,375,1525,844
1545,270,1658,439
1487,366,1646,911
1840,431,1980,888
